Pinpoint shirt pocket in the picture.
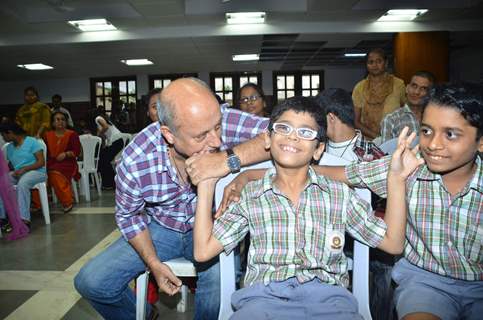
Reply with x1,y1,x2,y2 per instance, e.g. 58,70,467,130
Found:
323,224,346,268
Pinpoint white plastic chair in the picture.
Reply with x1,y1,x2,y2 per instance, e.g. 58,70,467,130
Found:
78,134,102,202
136,257,197,319
2,140,50,225
112,133,133,167
379,136,419,155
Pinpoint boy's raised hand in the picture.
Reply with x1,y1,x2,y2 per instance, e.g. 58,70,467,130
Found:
389,127,425,180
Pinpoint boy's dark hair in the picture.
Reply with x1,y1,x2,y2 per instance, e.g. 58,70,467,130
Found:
315,88,355,128
0,122,26,135
412,70,435,84
24,86,39,97
424,82,483,139
52,94,62,100
269,96,327,142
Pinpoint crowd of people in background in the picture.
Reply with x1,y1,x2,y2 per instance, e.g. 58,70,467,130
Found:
1,47,482,320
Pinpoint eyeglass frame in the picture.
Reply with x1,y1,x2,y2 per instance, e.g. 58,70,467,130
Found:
269,122,320,141
239,94,261,104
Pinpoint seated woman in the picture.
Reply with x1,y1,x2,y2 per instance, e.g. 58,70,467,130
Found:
43,111,81,213
0,122,46,229
237,83,268,117
93,113,123,190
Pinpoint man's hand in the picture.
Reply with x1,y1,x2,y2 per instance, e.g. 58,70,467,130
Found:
214,174,246,218
150,261,182,296
186,151,229,185
389,127,425,180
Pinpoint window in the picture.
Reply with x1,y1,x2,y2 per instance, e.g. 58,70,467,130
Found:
149,73,198,90
273,71,324,103
91,76,137,116
210,72,262,106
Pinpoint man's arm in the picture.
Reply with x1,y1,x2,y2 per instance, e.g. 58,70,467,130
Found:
187,132,270,185
115,161,182,295
193,178,224,262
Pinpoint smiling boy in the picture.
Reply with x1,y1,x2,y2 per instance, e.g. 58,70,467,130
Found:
344,83,483,320
193,96,421,319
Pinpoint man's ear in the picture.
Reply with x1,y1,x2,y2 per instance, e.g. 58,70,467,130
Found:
160,125,175,145
327,112,336,123
313,142,325,161
264,131,271,150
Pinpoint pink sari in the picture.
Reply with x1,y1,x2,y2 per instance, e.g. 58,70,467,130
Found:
0,148,29,240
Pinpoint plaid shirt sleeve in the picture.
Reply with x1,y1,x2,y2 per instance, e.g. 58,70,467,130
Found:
380,113,395,143
345,188,387,247
115,159,148,240
345,155,391,198
212,189,250,254
220,104,269,149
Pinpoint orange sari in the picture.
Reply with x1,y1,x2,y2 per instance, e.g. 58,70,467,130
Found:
43,130,81,207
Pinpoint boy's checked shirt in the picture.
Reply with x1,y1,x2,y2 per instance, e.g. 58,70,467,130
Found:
213,167,387,288
346,155,482,281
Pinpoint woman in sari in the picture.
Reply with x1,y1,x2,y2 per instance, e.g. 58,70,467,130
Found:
352,48,406,139
43,111,81,213
16,86,51,138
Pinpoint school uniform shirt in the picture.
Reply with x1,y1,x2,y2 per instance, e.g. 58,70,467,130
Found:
213,167,387,288
346,155,482,281
115,104,269,240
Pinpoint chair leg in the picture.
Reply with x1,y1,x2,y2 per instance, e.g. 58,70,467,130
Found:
136,271,149,320
72,180,79,203
177,285,188,313
94,173,102,196
51,187,58,204
38,183,50,225
82,173,91,202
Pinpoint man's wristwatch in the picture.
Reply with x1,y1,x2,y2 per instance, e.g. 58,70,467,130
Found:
226,148,241,173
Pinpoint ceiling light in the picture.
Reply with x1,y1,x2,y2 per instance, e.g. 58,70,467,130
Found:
120,59,153,66
377,9,428,22
344,53,367,57
17,63,53,70
232,54,260,62
226,12,266,25
68,19,117,32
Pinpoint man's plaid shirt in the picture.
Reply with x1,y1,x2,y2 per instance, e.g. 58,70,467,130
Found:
213,167,387,288
114,105,268,240
346,155,482,281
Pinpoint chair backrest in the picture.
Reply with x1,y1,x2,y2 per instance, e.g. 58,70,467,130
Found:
215,160,273,320
119,133,133,148
79,134,102,171
379,136,419,155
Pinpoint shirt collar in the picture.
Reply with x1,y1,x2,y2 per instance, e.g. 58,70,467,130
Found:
254,166,328,197
417,155,483,194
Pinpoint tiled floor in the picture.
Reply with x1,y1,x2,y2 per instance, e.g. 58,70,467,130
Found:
0,190,195,319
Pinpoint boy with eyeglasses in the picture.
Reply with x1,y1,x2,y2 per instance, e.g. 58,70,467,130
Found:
193,96,421,319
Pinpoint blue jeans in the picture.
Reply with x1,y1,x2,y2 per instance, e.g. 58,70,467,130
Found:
0,170,46,221
74,222,220,320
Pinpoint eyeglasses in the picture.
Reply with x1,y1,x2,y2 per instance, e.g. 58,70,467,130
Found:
271,122,319,140
239,95,260,104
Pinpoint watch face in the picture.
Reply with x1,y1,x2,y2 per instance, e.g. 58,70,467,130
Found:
228,154,241,171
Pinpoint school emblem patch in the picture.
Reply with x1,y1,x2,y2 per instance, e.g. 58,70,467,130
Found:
327,230,344,252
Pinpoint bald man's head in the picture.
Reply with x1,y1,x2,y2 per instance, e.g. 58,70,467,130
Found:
157,78,217,133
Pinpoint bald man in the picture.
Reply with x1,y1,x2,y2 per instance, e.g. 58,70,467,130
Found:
74,78,269,319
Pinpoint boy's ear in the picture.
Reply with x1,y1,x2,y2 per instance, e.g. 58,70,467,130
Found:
263,131,271,150
313,142,325,161
478,136,483,153
327,112,336,122
160,126,175,145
